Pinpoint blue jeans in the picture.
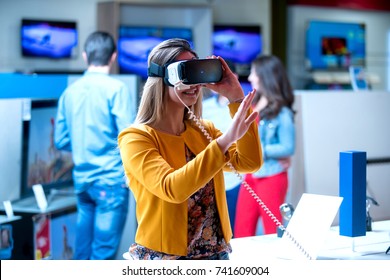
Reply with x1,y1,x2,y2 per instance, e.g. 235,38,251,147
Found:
74,184,129,260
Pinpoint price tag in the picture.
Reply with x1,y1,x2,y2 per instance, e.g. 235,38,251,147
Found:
3,200,14,218
32,184,48,211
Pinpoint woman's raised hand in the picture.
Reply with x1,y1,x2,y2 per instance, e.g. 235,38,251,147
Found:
216,90,258,153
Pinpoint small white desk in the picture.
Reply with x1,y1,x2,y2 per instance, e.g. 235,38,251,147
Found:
2,193,76,215
229,220,390,260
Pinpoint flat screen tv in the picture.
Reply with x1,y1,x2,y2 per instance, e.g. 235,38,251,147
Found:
305,20,366,70
21,18,78,59
20,99,74,198
213,25,262,76
117,26,194,79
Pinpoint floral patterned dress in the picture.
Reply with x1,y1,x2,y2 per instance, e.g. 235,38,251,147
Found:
128,145,232,260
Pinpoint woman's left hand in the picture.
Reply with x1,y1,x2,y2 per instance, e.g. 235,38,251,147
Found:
216,90,258,153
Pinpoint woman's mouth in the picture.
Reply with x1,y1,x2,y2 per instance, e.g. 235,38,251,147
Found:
182,90,196,95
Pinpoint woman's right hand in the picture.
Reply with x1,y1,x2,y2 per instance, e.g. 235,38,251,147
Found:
216,90,258,153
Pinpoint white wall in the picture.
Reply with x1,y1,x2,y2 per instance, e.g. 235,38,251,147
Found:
287,5,390,91
0,99,23,202
388,31,390,91
290,91,390,223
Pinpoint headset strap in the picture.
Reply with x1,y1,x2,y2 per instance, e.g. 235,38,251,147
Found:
148,62,165,78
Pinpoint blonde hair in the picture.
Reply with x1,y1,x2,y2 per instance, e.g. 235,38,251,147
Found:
135,38,203,125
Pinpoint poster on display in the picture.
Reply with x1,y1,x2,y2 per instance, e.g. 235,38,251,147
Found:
33,214,51,259
50,211,76,260
0,225,14,259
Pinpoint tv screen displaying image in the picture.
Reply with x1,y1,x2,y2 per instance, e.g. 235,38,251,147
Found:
305,20,366,70
21,18,78,59
20,99,74,198
50,210,77,260
117,26,194,79
213,25,262,76
321,37,347,55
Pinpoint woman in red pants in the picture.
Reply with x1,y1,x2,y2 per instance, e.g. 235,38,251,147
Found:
234,55,296,237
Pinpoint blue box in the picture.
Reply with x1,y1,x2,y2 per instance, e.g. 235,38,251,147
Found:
339,151,366,237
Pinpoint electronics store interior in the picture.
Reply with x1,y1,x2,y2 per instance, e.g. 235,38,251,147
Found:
0,0,389,261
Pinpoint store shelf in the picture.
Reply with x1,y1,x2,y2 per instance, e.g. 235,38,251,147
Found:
312,71,380,85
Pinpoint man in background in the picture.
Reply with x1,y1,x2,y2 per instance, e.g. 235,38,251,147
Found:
55,31,137,259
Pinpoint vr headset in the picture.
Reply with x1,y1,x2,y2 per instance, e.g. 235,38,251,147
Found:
148,59,223,87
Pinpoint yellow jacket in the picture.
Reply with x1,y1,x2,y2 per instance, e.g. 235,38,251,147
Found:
118,103,262,256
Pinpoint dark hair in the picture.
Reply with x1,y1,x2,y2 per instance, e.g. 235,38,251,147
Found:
251,55,295,120
84,31,116,66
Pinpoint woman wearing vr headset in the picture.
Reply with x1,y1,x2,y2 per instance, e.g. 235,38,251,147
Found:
118,38,262,260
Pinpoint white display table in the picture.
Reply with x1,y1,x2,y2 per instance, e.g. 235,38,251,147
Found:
229,220,390,260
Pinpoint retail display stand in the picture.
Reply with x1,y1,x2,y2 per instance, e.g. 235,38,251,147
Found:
0,191,76,259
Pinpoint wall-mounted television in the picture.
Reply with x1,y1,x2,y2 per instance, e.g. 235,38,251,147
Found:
305,20,366,70
213,25,262,76
21,18,78,59
20,99,74,199
117,26,194,79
